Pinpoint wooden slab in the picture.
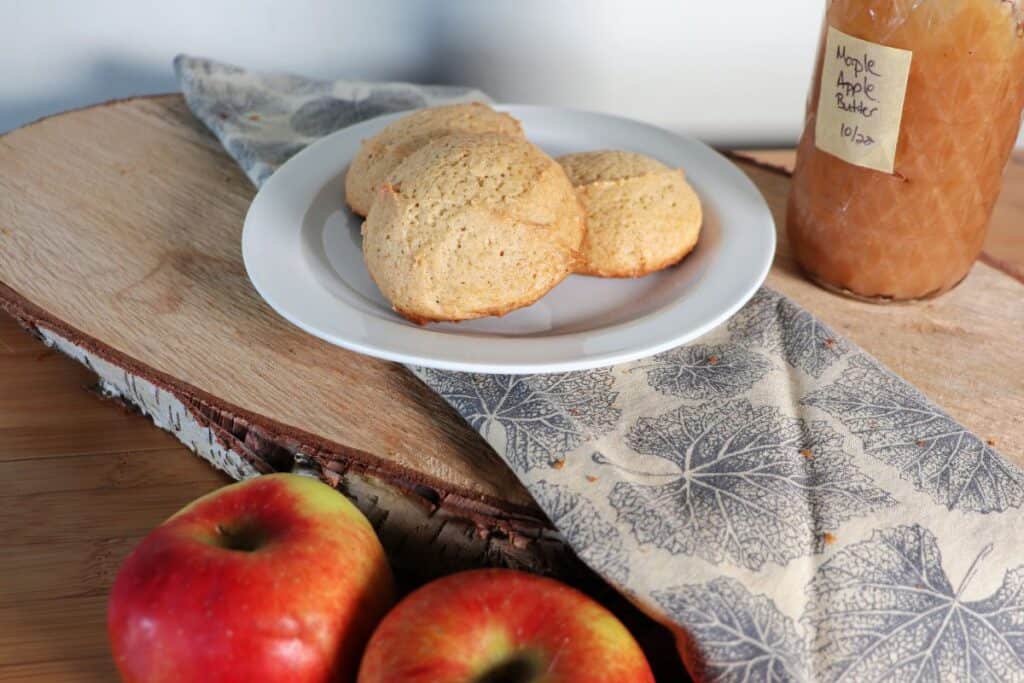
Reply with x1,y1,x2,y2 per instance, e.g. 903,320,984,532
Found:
1,95,1021,573
0,95,527,504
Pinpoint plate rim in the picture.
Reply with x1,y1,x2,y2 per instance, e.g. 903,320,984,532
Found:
242,104,776,374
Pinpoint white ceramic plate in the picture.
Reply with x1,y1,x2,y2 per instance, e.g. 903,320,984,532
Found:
242,106,775,374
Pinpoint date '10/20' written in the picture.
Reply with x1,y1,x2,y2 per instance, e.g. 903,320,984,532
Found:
839,122,875,147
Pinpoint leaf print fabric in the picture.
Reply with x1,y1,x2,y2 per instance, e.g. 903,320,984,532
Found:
654,577,807,682
805,525,1024,682
729,289,848,378
225,138,307,171
532,479,630,585
415,369,619,473
655,527,1024,682
176,54,1024,682
179,75,289,135
289,90,426,136
639,343,772,400
608,400,894,569
804,356,1024,513
174,54,488,186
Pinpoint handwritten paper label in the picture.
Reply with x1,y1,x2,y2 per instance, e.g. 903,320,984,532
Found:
814,26,912,174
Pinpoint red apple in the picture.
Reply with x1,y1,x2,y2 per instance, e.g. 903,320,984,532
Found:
108,473,394,683
357,568,654,683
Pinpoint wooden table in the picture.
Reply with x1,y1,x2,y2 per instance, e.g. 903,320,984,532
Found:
2,98,1022,681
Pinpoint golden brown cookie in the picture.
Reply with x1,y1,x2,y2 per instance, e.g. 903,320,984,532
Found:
558,150,702,278
345,103,524,217
362,133,585,324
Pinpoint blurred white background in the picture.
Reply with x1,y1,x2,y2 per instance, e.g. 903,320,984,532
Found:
1,0,822,145
4,0,1022,147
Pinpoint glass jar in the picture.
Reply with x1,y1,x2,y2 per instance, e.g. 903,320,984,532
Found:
788,0,1024,301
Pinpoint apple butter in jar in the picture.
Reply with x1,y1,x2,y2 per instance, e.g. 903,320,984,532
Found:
788,0,1024,301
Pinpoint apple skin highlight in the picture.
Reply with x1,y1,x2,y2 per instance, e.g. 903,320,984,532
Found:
357,568,655,683
108,473,394,683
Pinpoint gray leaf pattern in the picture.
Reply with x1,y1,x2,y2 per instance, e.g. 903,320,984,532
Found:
260,72,333,96
175,55,485,187
804,355,1024,513
290,90,426,137
804,524,1024,682
183,78,289,134
532,478,629,585
609,400,894,569
654,577,807,683
729,289,848,378
416,369,619,473
226,138,307,170
638,343,772,400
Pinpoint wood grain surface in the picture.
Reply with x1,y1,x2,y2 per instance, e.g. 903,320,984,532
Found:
0,95,537,514
1,95,1022,681
0,313,230,682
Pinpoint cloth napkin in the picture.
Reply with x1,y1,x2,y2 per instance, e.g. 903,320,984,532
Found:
176,55,1024,681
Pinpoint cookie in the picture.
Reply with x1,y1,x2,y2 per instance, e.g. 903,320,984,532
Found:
362,133,585,323
345,103,524,217
558,150,702,278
